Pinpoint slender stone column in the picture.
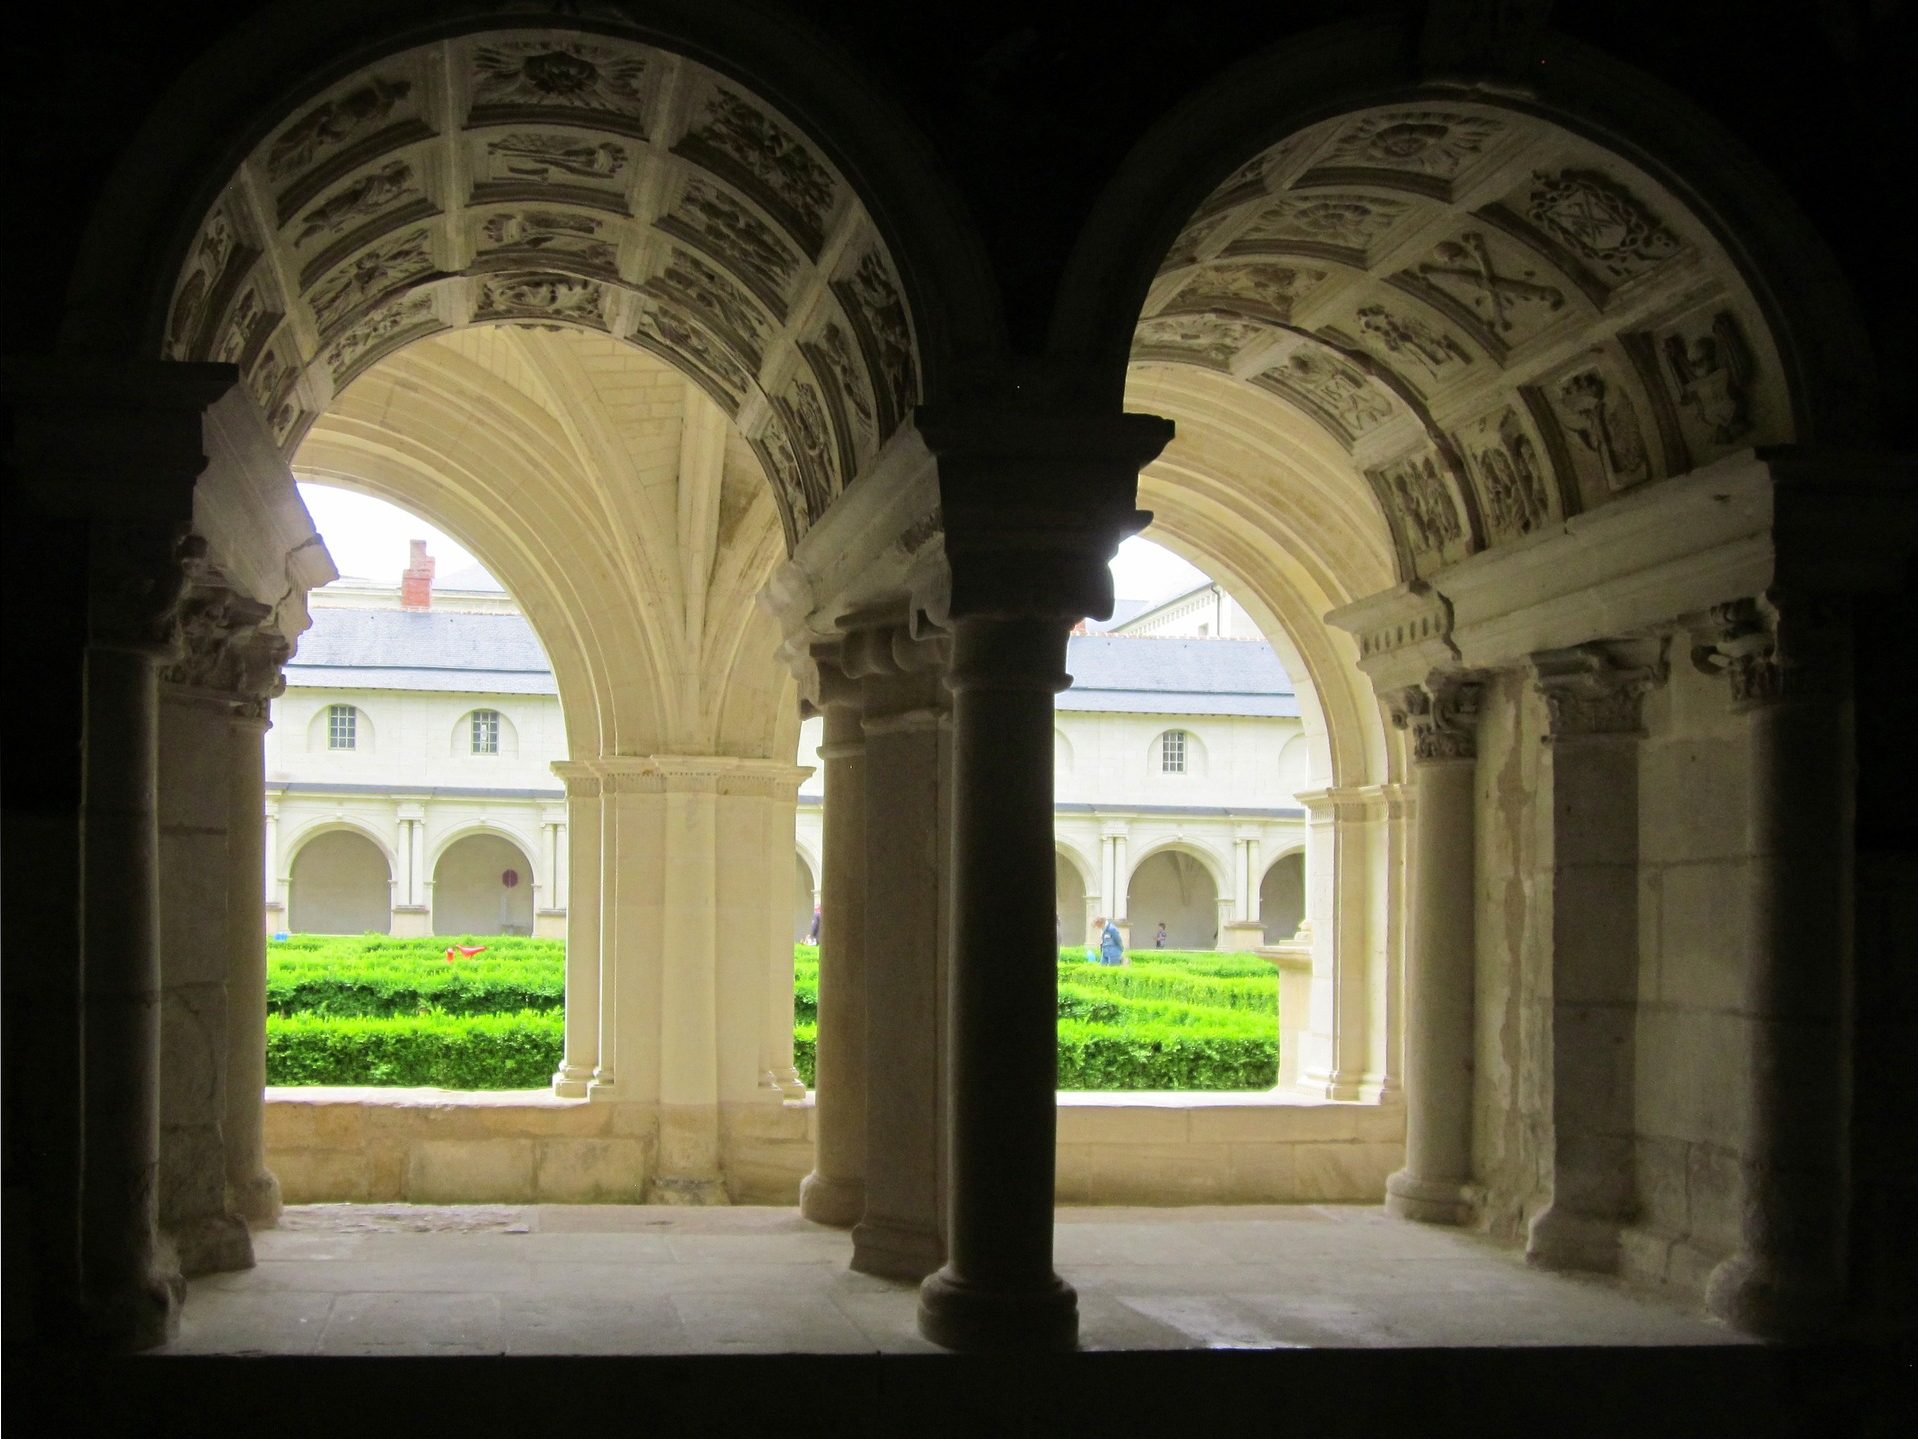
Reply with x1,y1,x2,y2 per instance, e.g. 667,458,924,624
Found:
1384,674,1483,1225
224,631,288,1226
1695,597,1855,1336
919,616,1077,1350
761,767,806,1097
850,621,951,1279
799,660,869,1226
1526,645,1662,1273
651,763,727,1203
262,800,282,932
551,763,600,1097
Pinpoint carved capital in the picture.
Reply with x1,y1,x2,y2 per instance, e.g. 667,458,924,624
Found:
1689,594,1851,709
160,575,278,699
1387,672,1484,762
1531,643,1665,739
90,524,205,658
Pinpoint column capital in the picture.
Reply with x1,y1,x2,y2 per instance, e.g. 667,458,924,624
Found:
550,760,601,799
1530,641,1666,739
1386,672,1485,763
1688,592,1851,710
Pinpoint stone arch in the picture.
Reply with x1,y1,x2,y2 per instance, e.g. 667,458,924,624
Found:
1125,842,1225,950
67,6,1005,550
430,825,539,937
1258,847,1307,944
284,820,396,934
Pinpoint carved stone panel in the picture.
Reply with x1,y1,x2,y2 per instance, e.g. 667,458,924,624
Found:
752,412,813,551
1131,310,1273,370
467,38,650,137
476,132,633,206
799,319,877,477
213,284,277,373
1302,110,1504,197
1350,301,1475,387
306,228,437,338
831,248,918,437
1250,343,1398,446
472,272,608,330
627,297,754,415
643,246,774,369
293,158,438,290
1655,307,1764,462
1541,355,1657,501
774,377,840,523
324,290,442,388
167,207,255,360
1506,168,1685,291
674,87,838,258
1456,405,1558,542
473,209,620,279
1392,227,1568,358
265,73,431,221
1369,448,1472,574
1170,262,1328,325
1227,194,1411,265
656,178,803,318
1158,211,1234,273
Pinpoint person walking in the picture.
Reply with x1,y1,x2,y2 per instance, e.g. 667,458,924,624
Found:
807,905,820,944
1094,915,1125,967
1154,922,1168,949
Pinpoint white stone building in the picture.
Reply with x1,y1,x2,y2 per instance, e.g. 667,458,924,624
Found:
273,560,1310,950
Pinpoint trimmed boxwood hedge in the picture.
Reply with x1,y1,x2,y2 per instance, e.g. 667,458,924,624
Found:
266,1009,563,1088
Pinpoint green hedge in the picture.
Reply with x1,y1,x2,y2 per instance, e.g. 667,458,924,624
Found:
266,1009,563,1088
1057,1020,1276,1090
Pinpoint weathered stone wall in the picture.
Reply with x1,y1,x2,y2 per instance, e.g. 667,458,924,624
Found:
266,1091,1402,1207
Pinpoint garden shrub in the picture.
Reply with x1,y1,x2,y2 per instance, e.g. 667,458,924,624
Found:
265,1009,563,1088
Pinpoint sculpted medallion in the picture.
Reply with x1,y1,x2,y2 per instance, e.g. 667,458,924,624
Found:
1525,170,1682,284
470,40,647,126
1315,111,1502,180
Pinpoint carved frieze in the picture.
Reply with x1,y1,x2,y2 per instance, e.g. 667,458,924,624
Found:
752,412,812,551
1661,310,1756,451
1229,195,1411,263
473,271,606,328
1387,674,1484,762
657,178,802,315
1521,169,1682,286
627,298,753,413
1531,644,1664,737
294,160,421,248
775,377,840,520
1549,364,1652,493
832,248,918,436
1251,344,1396,445
1171,262,1327,324
324,290,440,385
645,247,772,366
469,39,648,134
1132,310,1272,369
306,227,436,336
674,89,837,256
800,319,877,474
484,132,629,188
1459,406,1554,541
475,210,619,276
1399,230,1566,354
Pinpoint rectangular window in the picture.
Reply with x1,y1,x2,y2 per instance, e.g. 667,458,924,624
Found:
471,709,500,755
1161,729,1186,773
328,704,357,751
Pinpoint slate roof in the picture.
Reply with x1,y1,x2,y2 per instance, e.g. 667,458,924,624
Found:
287,608,1298,715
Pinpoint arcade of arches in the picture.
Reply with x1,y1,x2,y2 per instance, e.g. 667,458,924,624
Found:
3,2,1913,1368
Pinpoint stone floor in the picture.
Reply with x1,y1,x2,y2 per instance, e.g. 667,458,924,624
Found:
163,1202,1743,1356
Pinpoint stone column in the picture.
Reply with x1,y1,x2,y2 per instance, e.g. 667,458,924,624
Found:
799,658,868,1225
551,763,600,1097
849,620,951,1279
1383,674,1483,1225
1694,597,1855,1336
760,766,806,1098
1294,785,1385,1100
391,801,429,934
1525,644,1662,1273
262,800,282,933
224,631,288,1227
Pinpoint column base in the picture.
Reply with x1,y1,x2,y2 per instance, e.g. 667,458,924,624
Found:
170,1213,255,1278
1705,1252,1843,1339
1525,1204,1620,1273
586,1076,619,1102
763,1066,807,1100
798,1170,864,1227
228,1170,283,1227
552,1064,593,1099
851,1217,943,1280
645,1175,730,1206
84,1263,183,1352
1385,1169,1474,1225
917,1267,1078,1353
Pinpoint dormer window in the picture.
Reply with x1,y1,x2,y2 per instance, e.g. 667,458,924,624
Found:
470,708,501,755
327,704,358,751
1159,729,1188,773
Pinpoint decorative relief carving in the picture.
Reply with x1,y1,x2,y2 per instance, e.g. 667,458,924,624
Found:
1132,310,1271,369
1252,345,1395,444
1232,195,1410,259
1355,304,1472,380
1410,231,1564,344
1461,407,1553,541
834,249,917,435
1663,311,1755,446
1196,147,1282,216
1552,367,1650,491
247,344,294,417
1387,674,1484,762
627,300,753,411
675,89,836,254
470,40,647,129
658,179,802,312
267,77,412,183
753,412,812,550
1314,111,1502,180
307,228,435,335
646,247,772,365
162,586,275,691
1524,170,1682,284
1159,211,1233,272
800,320,877,472
1531,644,1663,737
473,271,605,327
294,160,420,246
1689,596,1845,708
775,378,839,519
476,210,618,274
487,132,629,183
1376,453,1464,557
214,285,274,370
1172,263,1327,323
324,290,439,383
167,211,242,358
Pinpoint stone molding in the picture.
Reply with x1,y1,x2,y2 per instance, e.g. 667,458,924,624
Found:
585,753,810,799
549,760,601,799
1385,674,1485,763
1530,641,1665,738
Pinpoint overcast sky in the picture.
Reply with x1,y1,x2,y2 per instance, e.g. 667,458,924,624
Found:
297,481,1211,605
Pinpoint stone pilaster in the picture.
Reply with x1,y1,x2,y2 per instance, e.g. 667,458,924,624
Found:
1383,672,1484,1224
1525,643,1664,1273
550,763,601,1097
798,654,869,1226
847,617,952,1280
1692,595,1855,1336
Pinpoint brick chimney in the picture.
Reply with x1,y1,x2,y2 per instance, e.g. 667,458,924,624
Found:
400,539,435,610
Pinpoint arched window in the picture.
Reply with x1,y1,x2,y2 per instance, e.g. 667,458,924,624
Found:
327,703,358,751
470,708,502,755
1158,729,1188,774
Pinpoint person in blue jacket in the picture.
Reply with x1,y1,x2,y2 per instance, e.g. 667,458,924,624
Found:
1093,916,1125,967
